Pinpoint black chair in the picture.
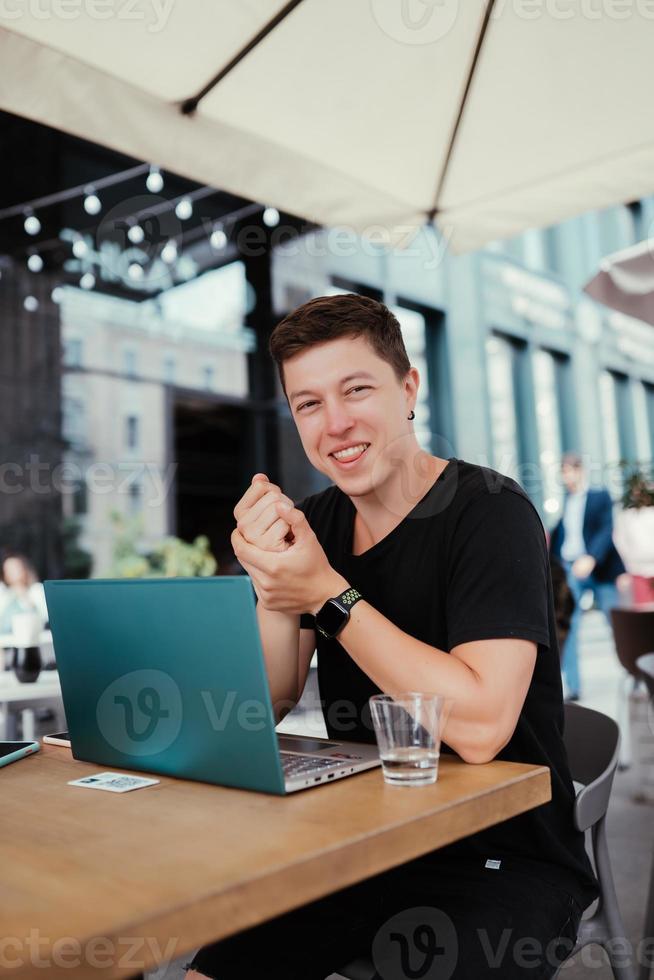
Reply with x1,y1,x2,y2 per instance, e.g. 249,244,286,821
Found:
338,704,634,980
635,654,654,980
611,609,654,767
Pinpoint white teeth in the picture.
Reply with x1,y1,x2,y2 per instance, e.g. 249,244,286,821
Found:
332,443,368,460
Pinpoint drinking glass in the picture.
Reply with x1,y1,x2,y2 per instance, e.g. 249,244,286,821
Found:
369,692,445,786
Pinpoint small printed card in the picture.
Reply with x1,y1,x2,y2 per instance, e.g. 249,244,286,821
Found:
68,772,160,793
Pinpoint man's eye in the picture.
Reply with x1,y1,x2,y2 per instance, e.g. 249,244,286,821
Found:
297,387,370,411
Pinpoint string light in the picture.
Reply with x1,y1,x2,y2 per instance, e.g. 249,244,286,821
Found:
24,211,41,236
161,240,178,263
146,166,164,194
127,223,145,244
51,287,64,304
27,253,43,273
210,226,227,249
80,272,95,290
175,197,193,221
83,186,102,216
127,262,144,281
23,296,39,312
263,207,280,228
72,238,88,259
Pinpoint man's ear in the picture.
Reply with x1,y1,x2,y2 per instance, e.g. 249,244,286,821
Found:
404,365,420,402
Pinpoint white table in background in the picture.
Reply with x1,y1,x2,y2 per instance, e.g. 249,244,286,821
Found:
0,651,62,741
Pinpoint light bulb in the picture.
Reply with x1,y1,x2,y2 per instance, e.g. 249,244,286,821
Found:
51,287,64,304
72,238,88,259
210,228,227,250
146,166,163,194
127,224,145,244
175,197,193,221
80,272,95,290
24,296,39,312
262,207,280,228
83,188,101,215
161,240,178,263
27,254,43,273
24,212,41,236
128,262,144,281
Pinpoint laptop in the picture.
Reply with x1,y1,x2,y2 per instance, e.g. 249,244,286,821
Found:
43,577,379,794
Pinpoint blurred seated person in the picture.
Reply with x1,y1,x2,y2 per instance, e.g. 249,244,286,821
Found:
613,504,654,605
0,552,48,636
550,556,576,656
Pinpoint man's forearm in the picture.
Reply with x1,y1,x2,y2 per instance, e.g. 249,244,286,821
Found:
255,603,301,721
315,573,502,763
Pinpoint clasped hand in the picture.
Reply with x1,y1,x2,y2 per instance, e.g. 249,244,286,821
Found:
231,474,342,616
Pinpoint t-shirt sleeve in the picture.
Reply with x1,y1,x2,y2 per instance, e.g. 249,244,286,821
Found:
295,495,317,632
446,489,551,650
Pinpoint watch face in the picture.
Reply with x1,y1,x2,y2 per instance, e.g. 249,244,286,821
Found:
317,599,348,637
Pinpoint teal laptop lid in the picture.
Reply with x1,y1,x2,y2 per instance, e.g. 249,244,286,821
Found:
44,577,286,794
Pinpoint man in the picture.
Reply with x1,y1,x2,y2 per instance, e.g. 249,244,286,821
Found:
550,452,625,700
187,294,598,980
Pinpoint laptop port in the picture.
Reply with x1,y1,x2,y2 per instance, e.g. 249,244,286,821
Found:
327,773,334,778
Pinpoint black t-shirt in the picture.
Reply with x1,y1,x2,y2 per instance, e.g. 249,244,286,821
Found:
297,458,599,909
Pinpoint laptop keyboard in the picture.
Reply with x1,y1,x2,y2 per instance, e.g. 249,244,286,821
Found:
280,752,339,778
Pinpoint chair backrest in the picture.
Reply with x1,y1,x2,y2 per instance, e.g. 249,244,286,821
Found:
636,653,654,699
609,609,654,680
563,703,620,833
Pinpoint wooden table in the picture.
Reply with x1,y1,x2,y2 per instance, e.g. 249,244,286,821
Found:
0,744,550,979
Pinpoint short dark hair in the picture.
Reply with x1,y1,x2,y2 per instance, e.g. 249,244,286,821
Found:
1,552,37,586
268,293,411,399
561,451,583,469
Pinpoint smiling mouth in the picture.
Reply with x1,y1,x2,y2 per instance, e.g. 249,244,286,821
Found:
329,443,371,463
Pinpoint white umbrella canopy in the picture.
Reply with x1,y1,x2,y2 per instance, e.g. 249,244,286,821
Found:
1,0,653,253
584,238,654,326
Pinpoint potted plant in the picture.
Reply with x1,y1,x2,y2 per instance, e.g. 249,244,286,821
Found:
109,512,218,579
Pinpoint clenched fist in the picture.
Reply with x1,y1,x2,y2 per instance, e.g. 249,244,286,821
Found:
233,473,295,553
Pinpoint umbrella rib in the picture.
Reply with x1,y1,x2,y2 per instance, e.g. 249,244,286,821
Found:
427,0,497,223
181,0,306,116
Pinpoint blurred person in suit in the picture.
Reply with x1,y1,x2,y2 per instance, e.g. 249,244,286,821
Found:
550,453,625,700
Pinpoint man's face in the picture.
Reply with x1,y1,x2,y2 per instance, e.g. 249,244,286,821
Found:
284,335,418,497
561,462,583,493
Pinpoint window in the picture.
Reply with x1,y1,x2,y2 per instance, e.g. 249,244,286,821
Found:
73,476,88,516
646,383,654,460
392,304,433,453
533,350,564,521
63,338,83,368
625,201,644,244
163,355,176,384
62,397,86,447
126,415,139,450
599,371,622,469
486,335,520,479
124,349,138,379
127,481,142,515
632,380,652,464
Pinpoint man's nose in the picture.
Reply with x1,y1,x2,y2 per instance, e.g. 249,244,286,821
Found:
324,400,354,435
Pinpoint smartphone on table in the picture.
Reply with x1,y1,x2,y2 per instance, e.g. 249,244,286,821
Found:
43,732,71,748
0,741,40,768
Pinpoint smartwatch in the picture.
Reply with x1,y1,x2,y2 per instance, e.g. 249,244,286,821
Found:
315,586,363,639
